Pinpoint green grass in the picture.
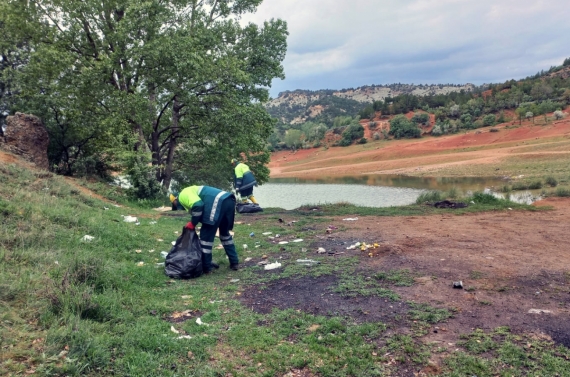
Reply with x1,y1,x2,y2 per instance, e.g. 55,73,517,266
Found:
0,162,567,376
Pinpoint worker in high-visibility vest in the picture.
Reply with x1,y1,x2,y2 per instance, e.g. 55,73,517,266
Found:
170,186,239,273
232,158,258,204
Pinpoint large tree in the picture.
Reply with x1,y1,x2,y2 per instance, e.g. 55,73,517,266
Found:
5,0,287,189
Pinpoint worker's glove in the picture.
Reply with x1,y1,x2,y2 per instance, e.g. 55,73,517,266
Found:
184,222,195,230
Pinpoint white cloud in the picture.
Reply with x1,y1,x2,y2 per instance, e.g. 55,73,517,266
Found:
241,0,570,95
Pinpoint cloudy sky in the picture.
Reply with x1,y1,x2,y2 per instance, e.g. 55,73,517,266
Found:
241,0,570,97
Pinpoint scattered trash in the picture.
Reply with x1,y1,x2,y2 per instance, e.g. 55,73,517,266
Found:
196,318,208,326
262,232,272,235
177,335,192,340
153,206,172,212
215,245,224,249
255,245,261,248
528,309,552,314
156,262,165,267
149,221,157,225
317,247,326,254
278,218,284,223
470,201,475,204
296,259,320,266
157,239,164,242
54,261,59,265
230,279,240,283
278,241,289,245
249,232,255,237
275,234,281,238
301,248,308,252
292,239,304,243
113,204,121,207
346,242,361,250
135,249,142,253
264,262,282,270
453,281,463,289
136,262,144,267
174,231,179,234
103,207,109,210
170,326,180,334
343,217,359,221
160,251,168,259
171,241,176,246
261,255,268,259
122,215,138,223
508,208,513,211
327,225,338,230
149,249,155,253
209,300,222,304
257,260,268,266
244,257,252,262
243,244,248,251
81,235,95,242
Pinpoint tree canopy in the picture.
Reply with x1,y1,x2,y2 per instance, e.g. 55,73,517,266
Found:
1,0,287,194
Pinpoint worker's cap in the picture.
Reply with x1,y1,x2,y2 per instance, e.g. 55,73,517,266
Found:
169,193,178,204
231,158,238,164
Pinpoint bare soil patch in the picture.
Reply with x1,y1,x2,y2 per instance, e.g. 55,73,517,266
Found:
239,199,570,350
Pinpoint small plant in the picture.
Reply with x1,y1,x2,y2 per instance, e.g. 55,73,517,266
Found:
416,191,443,204
545,176,558,187
555,187,570,197
357,137,367,144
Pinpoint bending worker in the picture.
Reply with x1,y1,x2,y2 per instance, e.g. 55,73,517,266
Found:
232,158,258,204
170,186,239,273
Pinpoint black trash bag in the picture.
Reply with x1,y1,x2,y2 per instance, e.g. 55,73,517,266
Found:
236,202,263,214
165,227,203,279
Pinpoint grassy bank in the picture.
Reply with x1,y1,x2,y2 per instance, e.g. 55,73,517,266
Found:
1,162,568,376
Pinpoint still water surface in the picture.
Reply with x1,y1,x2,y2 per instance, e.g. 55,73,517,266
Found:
253,175,514,210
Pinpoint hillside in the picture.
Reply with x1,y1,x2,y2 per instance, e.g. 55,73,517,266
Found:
267,83,476,125
269,107,570,186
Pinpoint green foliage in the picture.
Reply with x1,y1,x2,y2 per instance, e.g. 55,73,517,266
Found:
416,191,443,204
2,0,287,189
545,176,558,187
411,112,429,125
482,114,496,126
285,129,303,149
357,137,367,144
555,187,570,197
564,57,570,67
337,122,364,147
389,115,421,139
125,153,164,200
358,105,375,120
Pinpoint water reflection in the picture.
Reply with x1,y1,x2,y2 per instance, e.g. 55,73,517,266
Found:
255,175,538,210
270,174,506,192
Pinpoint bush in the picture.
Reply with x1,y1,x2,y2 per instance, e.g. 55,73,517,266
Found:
545,176,558,187
470,192,501,204
338,123,365,147
556,187,570,197
411,112,429,125
358,137,367,144
416,191,443,204
554,110,565,120
482,114,495,126
126,154,164,200
389,115,421,139
372,132,381,140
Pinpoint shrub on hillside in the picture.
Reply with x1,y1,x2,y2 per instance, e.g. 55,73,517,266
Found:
389,115,421,139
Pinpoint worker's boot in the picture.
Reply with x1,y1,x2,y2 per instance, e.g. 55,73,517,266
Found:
248,195,258,204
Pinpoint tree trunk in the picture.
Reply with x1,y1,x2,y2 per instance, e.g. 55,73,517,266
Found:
161,98,182,189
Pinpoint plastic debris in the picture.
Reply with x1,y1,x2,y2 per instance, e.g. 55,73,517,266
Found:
346,242,361,250
453,281,463,289
301,248,308,252
170,326,180,334
243,244,248,250
257,260,268,266
343,217,359,221
249,232,255,237
149,249,155,253
230,279,240,283
244,257,252,262
177,335,192,340
262,232,272,235
196,318,208,326
292,239,304,243
149,221,157,225
157,238,164,242
171,241,176,246
156,262,165,267
296,259,320,266
81,235,95,242
528,309,552,314
122,215,138,223
264,262,282,270
160,251,168,259
317,247,326,254
104,207,109,210
136,262,144,267
135,249,142,253
278,241,289,245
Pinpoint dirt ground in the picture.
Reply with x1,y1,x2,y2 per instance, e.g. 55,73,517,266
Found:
239,198,570,360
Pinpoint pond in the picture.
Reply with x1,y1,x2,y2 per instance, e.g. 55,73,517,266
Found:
252,175,536,210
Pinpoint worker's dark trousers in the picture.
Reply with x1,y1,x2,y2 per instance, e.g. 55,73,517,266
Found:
198,196,238,271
